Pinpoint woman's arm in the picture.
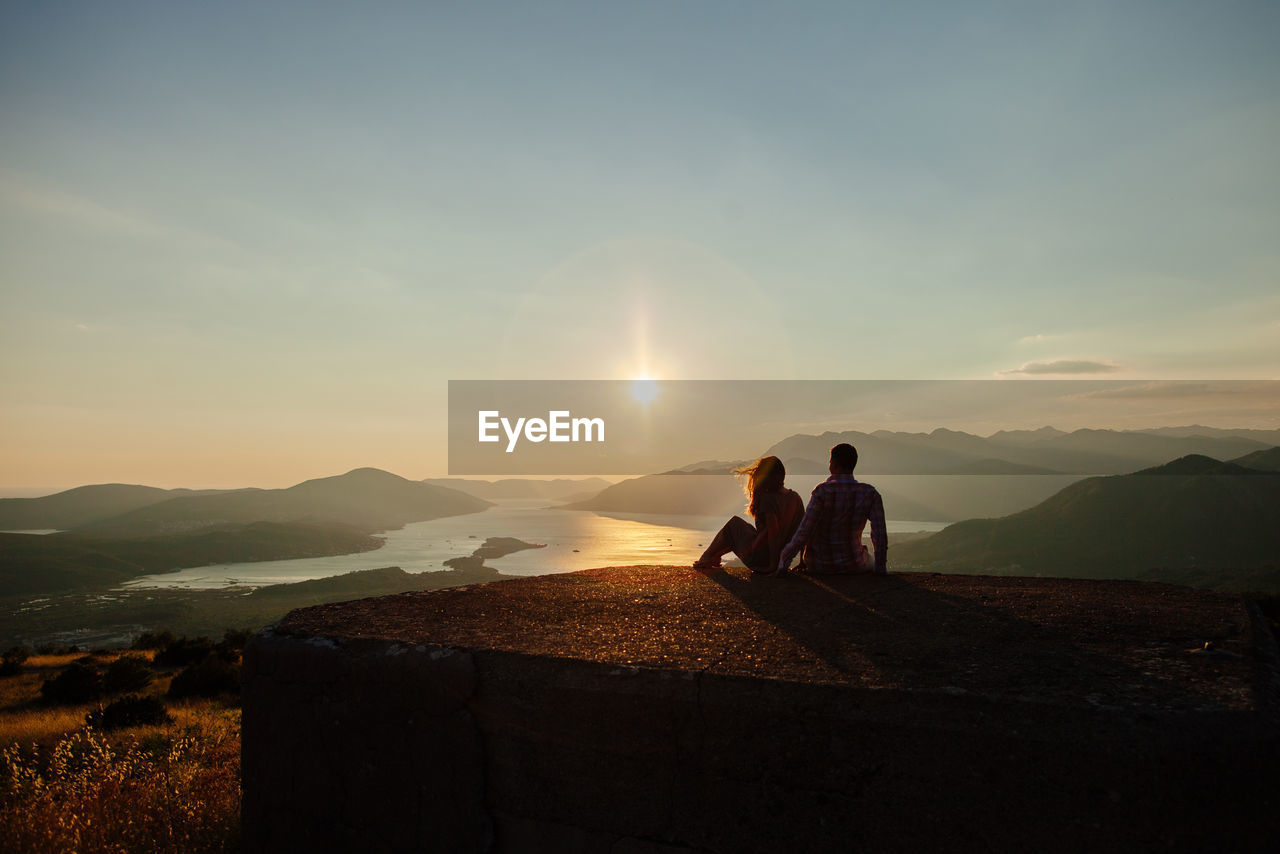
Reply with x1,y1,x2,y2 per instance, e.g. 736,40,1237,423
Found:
778,488,819,572
747,505,773,567
764,510,787,571
754,499,791,572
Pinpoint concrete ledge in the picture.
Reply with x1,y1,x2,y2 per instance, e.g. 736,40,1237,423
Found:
243,566,1280,852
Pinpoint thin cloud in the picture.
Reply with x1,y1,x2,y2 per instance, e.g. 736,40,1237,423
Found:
998,360,1122,376
1074,381,1278,400
0,169,226,249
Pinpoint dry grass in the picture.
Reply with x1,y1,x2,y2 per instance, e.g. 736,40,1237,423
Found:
0,650,241,853
0,704,87,747
0,651,170,747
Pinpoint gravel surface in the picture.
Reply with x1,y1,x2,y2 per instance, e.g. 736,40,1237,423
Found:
275,565,1267,714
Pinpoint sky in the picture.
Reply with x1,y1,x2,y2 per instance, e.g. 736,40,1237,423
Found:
1,1,1278,490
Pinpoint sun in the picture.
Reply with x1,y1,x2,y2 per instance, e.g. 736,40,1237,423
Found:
630,376,659,406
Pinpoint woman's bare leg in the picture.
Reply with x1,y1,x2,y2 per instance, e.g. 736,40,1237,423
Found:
696,516,755,567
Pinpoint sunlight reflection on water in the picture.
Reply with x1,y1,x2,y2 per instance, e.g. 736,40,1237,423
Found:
121,500,947,590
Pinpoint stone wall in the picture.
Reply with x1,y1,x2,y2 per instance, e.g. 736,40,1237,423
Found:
241,568,1280,852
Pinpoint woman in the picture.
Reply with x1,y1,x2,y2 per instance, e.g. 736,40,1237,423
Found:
692,456,804,573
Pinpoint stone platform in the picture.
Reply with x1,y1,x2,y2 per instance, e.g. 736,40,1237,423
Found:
242,566,1280,853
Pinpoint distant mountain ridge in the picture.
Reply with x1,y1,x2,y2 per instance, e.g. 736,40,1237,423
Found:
1132,425,1280,443
63,468,490,537
560,426,1277,522
0,484,239,531
764,427,1274,475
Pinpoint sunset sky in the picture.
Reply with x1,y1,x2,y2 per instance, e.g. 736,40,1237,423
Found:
2,1,1278,490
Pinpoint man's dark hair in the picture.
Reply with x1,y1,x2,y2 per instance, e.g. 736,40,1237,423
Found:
830,443,858,471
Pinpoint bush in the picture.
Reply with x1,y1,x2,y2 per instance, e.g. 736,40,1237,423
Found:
1,646,30,677
41,661,102,705
132,629,177,651
154,636,216,668
168,656,240,700
34,643,80,655
103,655,155,694
86,694,173,730
216,628,254,661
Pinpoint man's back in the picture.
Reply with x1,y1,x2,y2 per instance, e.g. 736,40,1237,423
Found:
785,473,887,573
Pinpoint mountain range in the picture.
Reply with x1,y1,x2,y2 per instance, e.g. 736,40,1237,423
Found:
3,428,1276,596
763,427,1274,475
0,469,491,595
564,428,1279,522
0,484,237,531
13,468,489,538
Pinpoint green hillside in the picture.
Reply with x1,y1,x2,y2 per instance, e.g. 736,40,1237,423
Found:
0,522,381,596
1231,446,1280,472
0,533,143,595
893,455,1280,582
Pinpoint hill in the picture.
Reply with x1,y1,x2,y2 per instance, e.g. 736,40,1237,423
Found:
73,468,490,537
0,484,235,531
1231,446,1280,472
0,533,143,594
561,473,746,516
893,455,1280,580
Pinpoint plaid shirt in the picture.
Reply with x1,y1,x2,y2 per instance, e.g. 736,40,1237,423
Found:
780,474,887,573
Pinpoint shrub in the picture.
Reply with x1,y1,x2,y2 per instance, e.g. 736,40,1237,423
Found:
1,646,30,677
35,643,80,655
86,695,173,730
168,656,240,700
132,629,177,650
103,655,155,694
41,662,102,705
215,628,253,661
154,636,216,668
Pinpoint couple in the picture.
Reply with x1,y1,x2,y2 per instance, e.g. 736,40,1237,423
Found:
693,443,887,575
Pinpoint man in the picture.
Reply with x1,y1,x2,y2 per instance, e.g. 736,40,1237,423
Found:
777,443,887,574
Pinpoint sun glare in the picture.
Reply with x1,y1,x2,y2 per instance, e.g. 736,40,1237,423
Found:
631,376,659,406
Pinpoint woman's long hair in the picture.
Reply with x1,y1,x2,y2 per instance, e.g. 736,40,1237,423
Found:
733,456,786,518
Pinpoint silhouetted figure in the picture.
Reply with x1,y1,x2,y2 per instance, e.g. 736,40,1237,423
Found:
693,456,804,572
778,443,887,574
